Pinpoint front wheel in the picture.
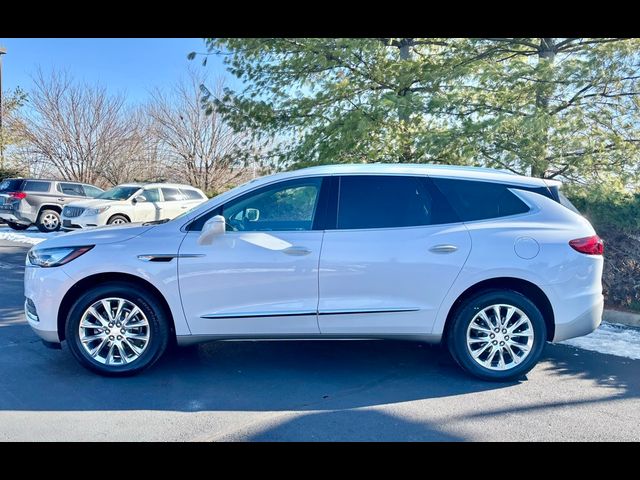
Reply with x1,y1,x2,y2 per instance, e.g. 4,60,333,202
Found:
6,221,30,231
65,283,170,376
107,214,130,226
447,290,547,382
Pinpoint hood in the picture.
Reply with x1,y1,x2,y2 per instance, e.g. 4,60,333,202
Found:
64,198,126,209
34,223,155,249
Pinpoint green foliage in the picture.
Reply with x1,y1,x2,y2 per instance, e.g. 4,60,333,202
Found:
564,183,640,233
199,38,640,186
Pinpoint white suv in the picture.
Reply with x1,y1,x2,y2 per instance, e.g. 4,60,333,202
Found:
24,164,604,381
60,182,207,229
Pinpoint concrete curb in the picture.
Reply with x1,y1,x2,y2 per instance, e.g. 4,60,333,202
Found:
603,309,640,328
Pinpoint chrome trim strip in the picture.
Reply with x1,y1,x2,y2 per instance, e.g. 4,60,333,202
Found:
137,253,204,261
201,310,316,319
200,307,421,320
318,308,421,316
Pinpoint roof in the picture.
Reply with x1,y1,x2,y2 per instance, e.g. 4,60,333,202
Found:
116,183,203,190
258,163,552,188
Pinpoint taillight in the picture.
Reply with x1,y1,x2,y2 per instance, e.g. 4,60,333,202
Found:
9,192,27,200
569,235,604,255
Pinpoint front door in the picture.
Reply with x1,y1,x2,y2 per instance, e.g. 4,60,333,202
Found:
178,177,327,336
317,175,472,335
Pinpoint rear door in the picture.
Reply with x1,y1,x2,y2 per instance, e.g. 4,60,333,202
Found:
317,175,472,335
57,182,87,206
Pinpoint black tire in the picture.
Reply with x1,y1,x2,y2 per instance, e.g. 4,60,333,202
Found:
36,209,61,232
447,289,547,382
7,221,29,231
107,214,130,225
65,282,170,376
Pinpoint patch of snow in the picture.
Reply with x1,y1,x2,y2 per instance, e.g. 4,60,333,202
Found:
0,226,62,245
561,322,640,360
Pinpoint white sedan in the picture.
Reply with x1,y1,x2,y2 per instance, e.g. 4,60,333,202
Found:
60,183,207,229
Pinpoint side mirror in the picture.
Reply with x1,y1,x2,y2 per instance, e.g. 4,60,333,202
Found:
133,195,147,204
198,215,226,245
245,208,260,222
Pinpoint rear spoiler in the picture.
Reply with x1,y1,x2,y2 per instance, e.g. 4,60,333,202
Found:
543,179,562,189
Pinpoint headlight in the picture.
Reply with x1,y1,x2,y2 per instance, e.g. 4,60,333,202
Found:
85,206,111,215
27,246,94,268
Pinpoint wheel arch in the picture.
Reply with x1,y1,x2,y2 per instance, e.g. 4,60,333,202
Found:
107,213,131,223
442,277,555,342
57,272,177,342
38,204,62,215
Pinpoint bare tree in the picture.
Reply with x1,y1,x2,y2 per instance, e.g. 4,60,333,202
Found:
22,69,141,187
147,71,254,194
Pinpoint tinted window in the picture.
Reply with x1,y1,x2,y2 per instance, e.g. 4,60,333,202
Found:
0,179,24,192
23,181,51,192
58,183,85,196
337,175,437,229
558,191,581,214
432,178,530,222
83,185,104,198
181,188,205,200
188,178,323,232
161,188,185,202
142,188,160,202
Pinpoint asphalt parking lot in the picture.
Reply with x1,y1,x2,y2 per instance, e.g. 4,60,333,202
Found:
1,239,639,441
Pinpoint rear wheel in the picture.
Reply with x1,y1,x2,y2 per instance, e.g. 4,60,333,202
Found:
447,290,546,382
65,283,170,376
36,209,61,232
107,214,129,225
6,221,29,231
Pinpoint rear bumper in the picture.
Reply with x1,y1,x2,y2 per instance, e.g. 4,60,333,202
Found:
0,210,32,225
552,294,603,342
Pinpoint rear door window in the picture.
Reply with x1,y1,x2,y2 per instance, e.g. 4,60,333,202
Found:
58,183,85,196
23,181,51,193
336,175,441,229
142,188,161,202
161,188,185,201
431,178,530,222
181,188,205,200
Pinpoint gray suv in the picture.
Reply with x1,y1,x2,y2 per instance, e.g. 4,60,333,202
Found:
0,178,103,232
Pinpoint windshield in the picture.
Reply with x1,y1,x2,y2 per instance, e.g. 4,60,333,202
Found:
97,186,140,201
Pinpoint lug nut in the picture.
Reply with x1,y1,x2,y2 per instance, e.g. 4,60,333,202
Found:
505,335,510,340
109,336,114,340
108,323,114,328
490,333,495,339
120,329,125,334
492,340,498,345
500,341,505,346
502,329,507,334
116,323,121,327
117,335,122,340
494,328,500,333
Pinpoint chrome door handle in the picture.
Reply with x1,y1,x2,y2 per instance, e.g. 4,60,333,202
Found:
282,246,312,256
429,244,458,254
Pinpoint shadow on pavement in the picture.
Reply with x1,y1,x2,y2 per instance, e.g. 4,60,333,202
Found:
0,338,515,412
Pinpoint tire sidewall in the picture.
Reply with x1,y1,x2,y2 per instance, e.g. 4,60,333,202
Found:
37,209,61,232
65,283,169,376
448,290,547,381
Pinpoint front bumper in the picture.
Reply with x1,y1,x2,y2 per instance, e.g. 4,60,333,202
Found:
61,213,104,230
24,264,76,344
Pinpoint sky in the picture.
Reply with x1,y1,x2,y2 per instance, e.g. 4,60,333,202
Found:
0,38,239,104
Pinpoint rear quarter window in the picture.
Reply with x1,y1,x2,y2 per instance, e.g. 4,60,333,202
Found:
431,178,530,222
23,181,51,193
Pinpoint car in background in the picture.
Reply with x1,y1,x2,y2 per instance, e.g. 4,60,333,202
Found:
60,182,207,230
0,178,104,232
